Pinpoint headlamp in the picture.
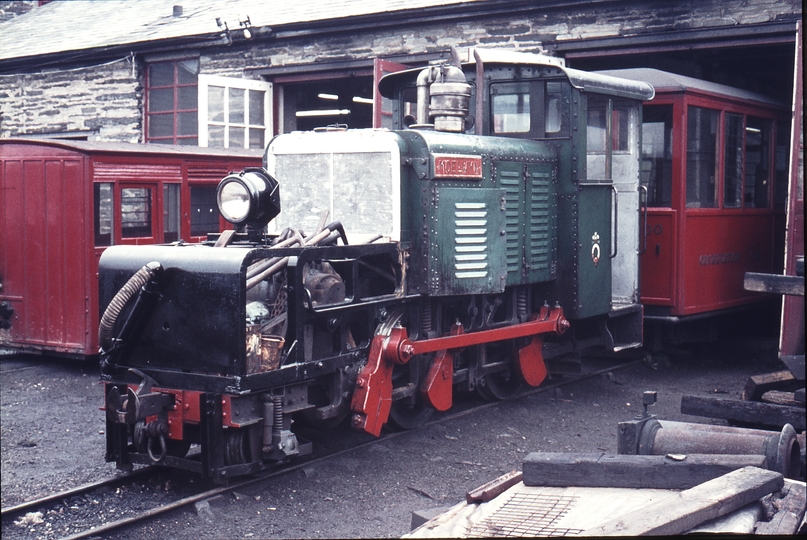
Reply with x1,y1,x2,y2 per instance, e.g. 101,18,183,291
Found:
216,168,281,234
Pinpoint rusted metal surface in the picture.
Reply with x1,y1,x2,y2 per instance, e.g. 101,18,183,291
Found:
633,419,801,479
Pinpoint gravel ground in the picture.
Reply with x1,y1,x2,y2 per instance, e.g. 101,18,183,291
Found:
1,333,792,539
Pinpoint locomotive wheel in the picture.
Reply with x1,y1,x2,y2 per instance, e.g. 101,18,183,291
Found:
387,363,435,430
475,343,523,401
377,308,435,431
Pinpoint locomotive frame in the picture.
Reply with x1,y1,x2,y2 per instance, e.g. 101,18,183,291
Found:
98,50,655,481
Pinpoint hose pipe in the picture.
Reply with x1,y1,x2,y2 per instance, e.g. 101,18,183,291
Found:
99,261,162,353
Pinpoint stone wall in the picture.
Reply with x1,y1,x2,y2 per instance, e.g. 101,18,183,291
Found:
0,57,142,141
0,0,800,142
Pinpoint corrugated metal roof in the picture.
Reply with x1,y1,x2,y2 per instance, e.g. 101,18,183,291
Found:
0,0,484,63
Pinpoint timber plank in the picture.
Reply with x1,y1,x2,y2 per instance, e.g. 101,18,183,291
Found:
755,479,806,535
681,395,805,430
761,390,801,407
522,452,767,490
465,470,523,503
583,466,784,536
742,370,799,401
744,272,804,296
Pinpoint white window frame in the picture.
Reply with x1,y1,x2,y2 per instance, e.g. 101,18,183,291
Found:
198,75,273,149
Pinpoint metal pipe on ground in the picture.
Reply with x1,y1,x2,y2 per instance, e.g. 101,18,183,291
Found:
635,419,800,479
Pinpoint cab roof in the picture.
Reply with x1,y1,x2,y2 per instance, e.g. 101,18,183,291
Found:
379,48,655,102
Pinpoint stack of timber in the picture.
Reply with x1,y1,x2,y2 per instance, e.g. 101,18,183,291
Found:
680,364,805,480
407,395,805,537
405,462,806,537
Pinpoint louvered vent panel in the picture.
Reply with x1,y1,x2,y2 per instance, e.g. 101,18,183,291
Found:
453,202,489,279
529,171,552,272
499,169,522,274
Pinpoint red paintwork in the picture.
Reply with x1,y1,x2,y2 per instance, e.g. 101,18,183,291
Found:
149,388,202,440
639,89,789,317
517,336,548,387
0,139,261,357
350,308,569,436
780,22,804,357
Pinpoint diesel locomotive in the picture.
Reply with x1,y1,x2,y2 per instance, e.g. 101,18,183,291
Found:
99,49,654,481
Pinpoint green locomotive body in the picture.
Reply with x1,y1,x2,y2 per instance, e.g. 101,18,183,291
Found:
99,50,653,481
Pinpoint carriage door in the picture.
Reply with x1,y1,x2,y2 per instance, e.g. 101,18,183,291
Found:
586,95,643,308
117,183,159,245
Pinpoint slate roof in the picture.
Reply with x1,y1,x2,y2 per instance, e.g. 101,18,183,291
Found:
0,0,487,64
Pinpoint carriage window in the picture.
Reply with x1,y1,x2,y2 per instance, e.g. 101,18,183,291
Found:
190,185,219,237
401,87,417,127
120,187,153,238
744,116,771,208
641,105,673,207
686,106,719,208
545,82,563,134
587,107,606,153
94,183,114,246
774,121,790,209
724,113,744,208
164,183,180,242
492,93,530,134
612,107,630,152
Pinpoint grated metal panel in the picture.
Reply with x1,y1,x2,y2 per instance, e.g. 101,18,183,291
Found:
500,168,522,275
528,170,552,273
467,493,584,538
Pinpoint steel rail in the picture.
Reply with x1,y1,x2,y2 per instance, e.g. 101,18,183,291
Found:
14,358,642,540
1,466,154,518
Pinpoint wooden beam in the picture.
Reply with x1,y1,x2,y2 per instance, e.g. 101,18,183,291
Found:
742,370,799,401
755,479,806,535
583,467,784,536
465,470,522,503
761,390,802,407
681,395,805,430
522,452,767,490
744,272,804,296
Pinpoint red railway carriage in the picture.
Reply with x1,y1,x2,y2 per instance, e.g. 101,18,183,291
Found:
599,69,790,328
0,139,261,357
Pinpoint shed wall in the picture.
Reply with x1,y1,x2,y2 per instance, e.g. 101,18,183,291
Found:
0,0,800,142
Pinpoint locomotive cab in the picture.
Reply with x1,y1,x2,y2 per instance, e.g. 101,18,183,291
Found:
99,49,654,482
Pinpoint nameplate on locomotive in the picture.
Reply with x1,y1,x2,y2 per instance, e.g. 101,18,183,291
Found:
433,154,483,179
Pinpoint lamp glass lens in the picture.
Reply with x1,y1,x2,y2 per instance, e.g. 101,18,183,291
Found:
218,181,251,222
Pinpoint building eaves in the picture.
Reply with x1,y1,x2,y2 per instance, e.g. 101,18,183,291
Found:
0,0,628,72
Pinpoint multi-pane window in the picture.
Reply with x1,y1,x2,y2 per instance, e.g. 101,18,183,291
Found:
491,81,569,139
744,116,771,208
146,59,199,145
198,75,272,149
686,106,719,208
641,105,674,207
120,187,153,238
190,185,220,237
723,113,745,208
163,184,180,242
93,183,114,246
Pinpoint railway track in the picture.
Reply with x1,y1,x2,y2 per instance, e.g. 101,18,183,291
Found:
1,358,640,540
